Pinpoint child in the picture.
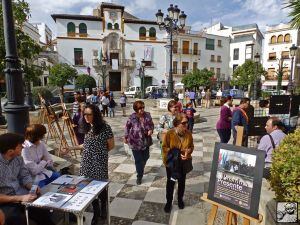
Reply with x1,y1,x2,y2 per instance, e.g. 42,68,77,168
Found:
108,96,116,117
184,102,196,132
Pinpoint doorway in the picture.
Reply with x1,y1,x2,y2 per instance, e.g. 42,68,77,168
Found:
109,72,121,91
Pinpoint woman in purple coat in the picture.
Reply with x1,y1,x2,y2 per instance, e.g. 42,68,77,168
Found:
216,96,233,143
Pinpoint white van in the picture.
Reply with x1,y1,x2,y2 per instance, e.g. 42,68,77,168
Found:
124,86,140,98
145,85,159,94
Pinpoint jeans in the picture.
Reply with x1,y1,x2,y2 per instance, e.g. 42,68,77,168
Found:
0,203,54,225
187,118,194,132
38,172,61,188
108,107,115,117
190,99,196,107
132,147,150,179
217,129,231,143
166,166,186,203
102,105,108,117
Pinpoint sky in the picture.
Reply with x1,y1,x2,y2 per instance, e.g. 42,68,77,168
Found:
26,0,291,36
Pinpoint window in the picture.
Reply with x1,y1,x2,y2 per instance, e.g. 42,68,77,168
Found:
139,27,146,40
218,40,222,47
107,23,113,29
206,38,215,50
193,62,198,71
245,44,253,60
210,67,214,73
74,48,83,65
267,68,276,79
233,64,238,72
217,56,221,62
182,62,189,74
67,22,75,36
281,51,290,59
284,34,290,42
269,52,276,60
173,61,178,74
210,55,215,62
193,43,198,55
144,61,152,67
216,68,221,77
149,27,156,40
182,41,190,54
114,23,119,30
79,23,87,37
277,35,283,43
270,35,276,44
233,48,239,60
173,41,178,53
282,67,289,79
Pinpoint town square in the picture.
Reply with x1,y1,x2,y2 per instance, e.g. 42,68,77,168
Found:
0,1,299,225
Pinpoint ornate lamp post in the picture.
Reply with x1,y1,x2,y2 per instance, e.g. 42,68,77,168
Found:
156,5,187,98
2,0,29,134
253,52,260,100
288,44,298,94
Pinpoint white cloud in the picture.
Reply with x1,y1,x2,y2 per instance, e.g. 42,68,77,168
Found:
80,6,94,15
126,0,158,14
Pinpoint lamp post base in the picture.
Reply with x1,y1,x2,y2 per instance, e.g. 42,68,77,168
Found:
4,104,29,134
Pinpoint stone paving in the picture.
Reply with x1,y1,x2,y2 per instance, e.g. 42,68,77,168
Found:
54,103,227,225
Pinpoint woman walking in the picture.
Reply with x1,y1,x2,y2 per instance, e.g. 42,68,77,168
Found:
79,104,115,225
124,101,154,185
162,113,194,213
216,96,233,143
120,92,127,117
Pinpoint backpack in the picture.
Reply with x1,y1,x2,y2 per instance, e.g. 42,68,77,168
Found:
91,96,98,104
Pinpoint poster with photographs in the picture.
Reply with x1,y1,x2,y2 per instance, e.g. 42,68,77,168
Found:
208,143,265,219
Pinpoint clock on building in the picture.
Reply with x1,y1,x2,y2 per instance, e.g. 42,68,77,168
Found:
109,11,117,20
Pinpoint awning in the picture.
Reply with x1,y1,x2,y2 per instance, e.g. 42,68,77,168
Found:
262,80,289,86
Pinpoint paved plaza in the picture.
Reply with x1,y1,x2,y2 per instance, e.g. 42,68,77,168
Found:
56,104,229,225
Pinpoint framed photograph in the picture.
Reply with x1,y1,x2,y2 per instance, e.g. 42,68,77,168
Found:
248,117,269,136
208,143,265,219
269,95,290,115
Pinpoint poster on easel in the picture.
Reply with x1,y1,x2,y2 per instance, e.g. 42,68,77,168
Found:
207,143,265,219
269,95,290,115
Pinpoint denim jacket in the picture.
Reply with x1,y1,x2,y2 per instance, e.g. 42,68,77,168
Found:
124,112,154,150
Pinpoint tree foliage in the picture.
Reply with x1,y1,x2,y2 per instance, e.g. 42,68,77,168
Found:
75,74,96,91
49,63,78,95
285,0,300,29
231,60,266,89
181,68,214,89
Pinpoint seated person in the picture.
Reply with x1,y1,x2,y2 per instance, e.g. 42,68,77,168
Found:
0,133,54,225
22,124,60,188
258,117,286,178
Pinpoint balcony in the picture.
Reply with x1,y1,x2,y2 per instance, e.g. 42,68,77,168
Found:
172,69,192,75
173,49,201,55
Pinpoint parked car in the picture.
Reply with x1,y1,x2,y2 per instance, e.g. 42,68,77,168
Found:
222,89,244,99
124,86,140,98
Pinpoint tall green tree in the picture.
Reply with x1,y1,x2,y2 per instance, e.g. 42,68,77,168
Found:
181,68,214,89
285,0,300,29
231,60,265,95
75,74,96,91
49,63,78,96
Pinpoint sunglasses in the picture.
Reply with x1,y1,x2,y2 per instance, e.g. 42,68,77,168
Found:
138,107,145,110
181,121,188,125
84,113,93,116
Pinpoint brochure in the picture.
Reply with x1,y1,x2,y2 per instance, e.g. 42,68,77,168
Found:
32,192,72,208
61,192,95,211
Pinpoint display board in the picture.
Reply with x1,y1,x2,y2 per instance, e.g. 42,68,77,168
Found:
269,95,290,115
208,143,265,219
248,117,269,136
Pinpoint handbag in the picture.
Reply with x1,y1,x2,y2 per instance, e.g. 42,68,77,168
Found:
181,158,193,174
143,135,153,147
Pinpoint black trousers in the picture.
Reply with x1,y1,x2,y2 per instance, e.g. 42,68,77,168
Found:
92,188,108,218
0,203,54,225
190,99,197,107
102,105,108,117
166,167,186,204
217,129,231,143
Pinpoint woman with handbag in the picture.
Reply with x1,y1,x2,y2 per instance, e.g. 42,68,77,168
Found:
162,113,194,213
124,100,154,185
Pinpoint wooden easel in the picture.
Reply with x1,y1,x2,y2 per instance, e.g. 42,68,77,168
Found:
201,126,263,225
59,95,79,158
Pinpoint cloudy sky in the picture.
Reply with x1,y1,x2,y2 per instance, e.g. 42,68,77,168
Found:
26,0,291,35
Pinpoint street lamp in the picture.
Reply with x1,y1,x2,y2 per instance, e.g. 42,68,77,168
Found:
253,52,260,100
156,4,187,98
2,0,29,134
288,44,298,94
139,59,146,99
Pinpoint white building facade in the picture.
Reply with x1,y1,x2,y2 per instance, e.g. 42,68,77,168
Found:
262,23,300,90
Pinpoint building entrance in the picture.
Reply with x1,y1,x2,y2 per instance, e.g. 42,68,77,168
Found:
109,72,121,91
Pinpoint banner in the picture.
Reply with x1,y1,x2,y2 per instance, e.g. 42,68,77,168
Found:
112,59,118,70
144,46,153,61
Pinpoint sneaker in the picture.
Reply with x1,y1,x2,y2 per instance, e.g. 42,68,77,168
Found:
136,177,142,185
164,202,172,213
178,200,185,209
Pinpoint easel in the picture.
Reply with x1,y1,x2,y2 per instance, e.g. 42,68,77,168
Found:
38,94,69,156
59,94,79,158
201,126,263,225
